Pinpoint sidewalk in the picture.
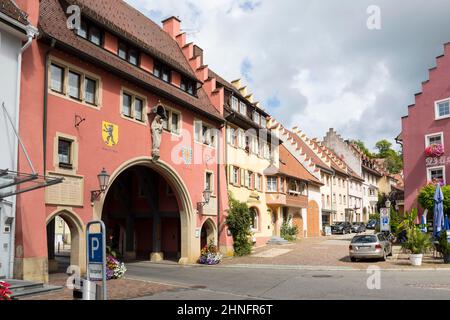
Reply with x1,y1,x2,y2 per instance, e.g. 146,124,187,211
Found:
19,273,175,300
220,234,450,270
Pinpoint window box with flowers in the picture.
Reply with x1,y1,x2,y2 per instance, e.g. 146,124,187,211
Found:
425,144,444,158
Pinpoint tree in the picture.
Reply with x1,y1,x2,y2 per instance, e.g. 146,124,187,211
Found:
352,140,372,157
225,193,253,256
375,139,392,158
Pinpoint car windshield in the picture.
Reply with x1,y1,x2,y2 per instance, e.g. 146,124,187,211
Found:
351,235,377,243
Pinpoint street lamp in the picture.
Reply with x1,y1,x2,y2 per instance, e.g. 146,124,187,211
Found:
197,189,212,214
91,168,110,202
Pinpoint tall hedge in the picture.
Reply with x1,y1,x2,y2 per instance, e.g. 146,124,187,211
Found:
418,184,450,213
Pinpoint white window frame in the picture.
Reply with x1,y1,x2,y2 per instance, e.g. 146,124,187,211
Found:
163,107,182,135
205,171,214,195
239,101,247,116
435,98,450,120
231,96,239,111
427,166,446,184
266,176,278,192
425,132,444,148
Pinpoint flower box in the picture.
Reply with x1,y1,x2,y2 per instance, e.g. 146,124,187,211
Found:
425,144,444,158
199,243,222,265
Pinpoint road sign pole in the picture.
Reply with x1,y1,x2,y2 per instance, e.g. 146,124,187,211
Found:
86,220,107,300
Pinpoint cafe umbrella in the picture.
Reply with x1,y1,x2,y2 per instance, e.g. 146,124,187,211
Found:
433,183,445,238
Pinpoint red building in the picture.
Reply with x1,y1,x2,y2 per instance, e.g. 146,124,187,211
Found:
14,0,231,282
401,42,450,213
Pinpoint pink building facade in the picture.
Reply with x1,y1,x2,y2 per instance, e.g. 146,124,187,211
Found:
402,43,450,213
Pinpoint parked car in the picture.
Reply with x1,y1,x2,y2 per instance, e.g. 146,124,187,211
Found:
366,219,377,230
349,233,393,262
351,222,366,233
331,222,352,234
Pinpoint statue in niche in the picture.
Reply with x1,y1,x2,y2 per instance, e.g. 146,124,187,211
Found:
151,103,168,161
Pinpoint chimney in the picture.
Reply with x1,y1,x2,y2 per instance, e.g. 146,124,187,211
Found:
162,16,181,40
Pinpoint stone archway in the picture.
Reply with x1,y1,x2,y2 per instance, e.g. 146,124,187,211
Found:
46,209,85,274
307,200,320,237
94,157,196,264
200,218,217,249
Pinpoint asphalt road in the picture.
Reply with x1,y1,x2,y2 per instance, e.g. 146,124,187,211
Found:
126,262,450,300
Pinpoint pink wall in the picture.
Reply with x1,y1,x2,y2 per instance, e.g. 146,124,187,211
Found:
104,32,118,54
402,43,450,213
17,38,224,260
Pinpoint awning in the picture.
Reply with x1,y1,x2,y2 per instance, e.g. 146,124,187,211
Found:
0,170,63,200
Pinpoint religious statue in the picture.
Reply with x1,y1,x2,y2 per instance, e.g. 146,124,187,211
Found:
150,103,167,161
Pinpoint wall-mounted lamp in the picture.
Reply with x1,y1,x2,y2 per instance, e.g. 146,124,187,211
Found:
197,189,212,213
90,168,110,203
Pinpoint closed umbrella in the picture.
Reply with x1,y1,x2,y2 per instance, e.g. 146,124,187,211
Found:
421,209,428,233
445,215,450,231
433,184,445,238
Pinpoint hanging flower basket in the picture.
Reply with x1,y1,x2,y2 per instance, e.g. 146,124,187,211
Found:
106,255,127,280
425,144,444,158
199,243,222,265
0,281,12,300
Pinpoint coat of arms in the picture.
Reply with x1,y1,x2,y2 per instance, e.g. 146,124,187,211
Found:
102,121,119,147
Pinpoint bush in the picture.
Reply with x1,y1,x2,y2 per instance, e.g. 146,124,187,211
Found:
280,219,298,242
225,193,253,256
418,183,450,212
401,228,432,254
437,231,450,256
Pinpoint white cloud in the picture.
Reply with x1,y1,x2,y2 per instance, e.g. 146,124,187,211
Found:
125,0,450,151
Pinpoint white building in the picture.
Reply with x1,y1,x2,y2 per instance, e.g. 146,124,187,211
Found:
0,1,38,278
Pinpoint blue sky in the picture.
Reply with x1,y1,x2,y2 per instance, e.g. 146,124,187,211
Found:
126,0,450,152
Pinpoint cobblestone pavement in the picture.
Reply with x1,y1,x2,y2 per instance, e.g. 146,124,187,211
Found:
19,273,175,300
220,233,450,270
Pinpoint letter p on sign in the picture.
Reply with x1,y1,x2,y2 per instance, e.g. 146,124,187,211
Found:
88,234,103,264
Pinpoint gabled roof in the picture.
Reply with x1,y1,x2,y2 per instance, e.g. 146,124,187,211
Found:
279,144,322,185
286,129,330,170
0,0,30,26
310,139,349,176
38,0,222,122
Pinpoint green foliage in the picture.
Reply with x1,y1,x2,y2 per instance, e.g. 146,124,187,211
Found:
397,208,419,233
401,228,433,254
374,139,403,174
280,219,298,242
352,140,373,158
418,184,450,212
437,231,450,256
389,209,402,235
225,193,253,256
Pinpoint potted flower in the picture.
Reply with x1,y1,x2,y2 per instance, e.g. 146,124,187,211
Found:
401,228,432,266
425,144,444,158
437,231,450,263
199,242,222,265
106,254,127,280
0,281,12,300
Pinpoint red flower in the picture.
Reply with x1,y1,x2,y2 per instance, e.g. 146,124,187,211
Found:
0,281,12,300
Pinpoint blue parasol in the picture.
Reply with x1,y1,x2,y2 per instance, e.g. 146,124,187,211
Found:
434,184,445,238
445,214,450,231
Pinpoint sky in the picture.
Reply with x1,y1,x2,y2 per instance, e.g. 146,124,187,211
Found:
125,0,450,152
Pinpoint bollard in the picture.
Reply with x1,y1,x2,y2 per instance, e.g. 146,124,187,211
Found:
72,278,99,300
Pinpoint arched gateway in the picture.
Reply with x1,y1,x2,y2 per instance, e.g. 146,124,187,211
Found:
93,157,197,264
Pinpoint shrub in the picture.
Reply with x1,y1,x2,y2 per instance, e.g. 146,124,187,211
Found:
418,184,450,212
401,228,432,254
225,193,253,256
280,219,298,242
437,231,450,256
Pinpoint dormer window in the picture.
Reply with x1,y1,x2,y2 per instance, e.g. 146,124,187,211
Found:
261,116,267,128
117,41,139,66
76,18,103,47
154,62,171,83
181,77,196,96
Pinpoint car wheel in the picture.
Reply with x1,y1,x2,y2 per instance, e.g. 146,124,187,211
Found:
350,257,357,262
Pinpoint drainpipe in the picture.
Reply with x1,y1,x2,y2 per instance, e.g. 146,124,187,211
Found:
43,39,56,177
8,23,39,278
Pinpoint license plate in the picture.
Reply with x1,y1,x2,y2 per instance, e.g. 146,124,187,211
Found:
356,246,370,251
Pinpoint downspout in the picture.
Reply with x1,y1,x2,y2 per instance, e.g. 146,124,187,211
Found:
9,25,38,278
43,39,56,177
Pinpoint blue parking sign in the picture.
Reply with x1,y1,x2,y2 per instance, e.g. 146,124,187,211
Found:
88,233,103,264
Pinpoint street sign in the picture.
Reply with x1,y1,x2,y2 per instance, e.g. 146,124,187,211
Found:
86,220,107,300
380,208,390,232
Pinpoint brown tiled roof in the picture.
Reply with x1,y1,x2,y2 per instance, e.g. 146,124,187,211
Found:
310,139,349,176
0,0,29,25
279,145,322,185
68,0,196,80
286,130,329,170
39,0,222,121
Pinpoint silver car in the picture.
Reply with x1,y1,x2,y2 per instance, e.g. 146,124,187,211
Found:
349,233,392,262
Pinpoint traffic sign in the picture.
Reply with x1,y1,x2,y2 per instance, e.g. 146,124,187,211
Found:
88,234,103,264
86,220,107,300
380,208,390,232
